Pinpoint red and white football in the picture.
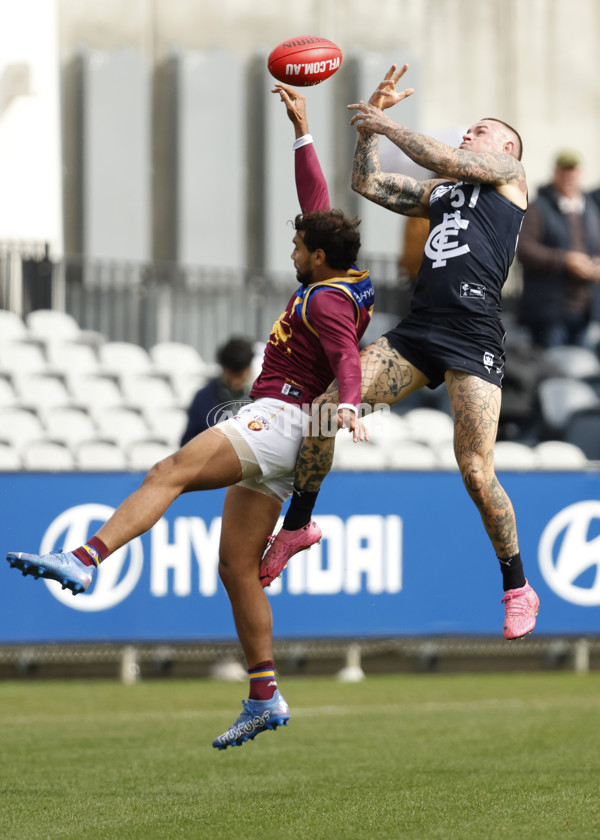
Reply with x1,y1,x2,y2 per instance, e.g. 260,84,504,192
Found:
268,36,342,87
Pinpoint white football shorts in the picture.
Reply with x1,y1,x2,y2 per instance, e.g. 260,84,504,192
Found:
215,398,309,502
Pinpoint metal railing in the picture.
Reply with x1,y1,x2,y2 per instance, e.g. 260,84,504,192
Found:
0,243,523,362
0,636,596,682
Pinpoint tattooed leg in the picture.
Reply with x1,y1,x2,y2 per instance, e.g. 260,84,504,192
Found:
446,371,519,558
295,337,429,492
295,382,340,493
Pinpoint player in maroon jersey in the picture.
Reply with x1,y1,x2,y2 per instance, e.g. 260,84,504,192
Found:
6,84,374,749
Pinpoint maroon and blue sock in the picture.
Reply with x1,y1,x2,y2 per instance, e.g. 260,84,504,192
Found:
248,660,278,701
72,536,110,568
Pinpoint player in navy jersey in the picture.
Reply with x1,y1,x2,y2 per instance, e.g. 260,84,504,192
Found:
261,64,540,641
5,84,374,748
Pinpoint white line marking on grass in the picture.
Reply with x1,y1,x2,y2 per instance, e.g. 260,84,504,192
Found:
1,695,599,727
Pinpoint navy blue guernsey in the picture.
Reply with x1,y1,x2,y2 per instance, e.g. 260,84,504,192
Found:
410,181,525,319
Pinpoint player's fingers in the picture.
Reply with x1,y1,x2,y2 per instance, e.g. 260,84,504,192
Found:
393,63,409,83
383,63,397,81
349,113,367,126
273,81,295,93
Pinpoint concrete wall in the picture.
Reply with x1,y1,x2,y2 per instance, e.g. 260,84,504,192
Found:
55,0,600,195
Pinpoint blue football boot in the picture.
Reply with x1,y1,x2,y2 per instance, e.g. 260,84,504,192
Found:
212,689,290,750
6,551,95,595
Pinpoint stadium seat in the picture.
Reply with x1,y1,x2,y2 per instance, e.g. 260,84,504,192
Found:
66,373,124,409
0,340,48,376
563,406,600,461
493,441,538,470
0,310,30,340
0,376,19,408
0,406,46,447
46,341,101,375
0,442,22,470
170,372,211,406
120,373,178,410
149,341,210,376
127,439,176,470
99,342,153,377
538,377,599,435
15,373,73,409
150,342,219,406
403,408,455,446
21,439,77,471
385,441,438,469
361,410,410,446
42,406,98,447
543,345,600,380
433,440,460,470
150,341,204,373
534,440,589,470
145,406,189,447
332,441,389,470
92,405,152,447
25,309,82,342
75,439,128,471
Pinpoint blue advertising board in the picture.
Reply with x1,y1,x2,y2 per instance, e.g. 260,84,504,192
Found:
0,470,599,643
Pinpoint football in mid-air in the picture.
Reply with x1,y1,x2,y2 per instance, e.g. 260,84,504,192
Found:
268,37,342,87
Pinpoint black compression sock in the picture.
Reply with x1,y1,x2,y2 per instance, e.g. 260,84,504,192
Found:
498,552,526,591
282,486,319,530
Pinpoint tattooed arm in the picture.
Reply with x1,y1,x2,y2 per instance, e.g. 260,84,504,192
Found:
349,101,526,200
351,130,443,217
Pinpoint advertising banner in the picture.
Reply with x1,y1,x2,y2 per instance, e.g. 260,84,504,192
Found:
1,470,599,643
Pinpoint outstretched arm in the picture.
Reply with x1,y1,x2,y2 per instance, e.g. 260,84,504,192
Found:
349,61,525,191
273,83,331,212
349,102,524,188
349,63,440,217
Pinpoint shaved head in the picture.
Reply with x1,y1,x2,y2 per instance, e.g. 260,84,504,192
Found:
481,118,523,160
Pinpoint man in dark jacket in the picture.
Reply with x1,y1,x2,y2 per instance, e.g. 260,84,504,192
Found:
180,336,255,445
517,150,600,348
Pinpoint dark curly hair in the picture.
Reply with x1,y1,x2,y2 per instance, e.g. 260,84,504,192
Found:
216,336,255,372
294,209,361,270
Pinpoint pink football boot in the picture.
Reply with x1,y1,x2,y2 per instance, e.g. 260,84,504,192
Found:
259,520,322,587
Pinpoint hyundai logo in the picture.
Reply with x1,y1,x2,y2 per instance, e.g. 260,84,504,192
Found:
539,501,600,606
40,504,143,612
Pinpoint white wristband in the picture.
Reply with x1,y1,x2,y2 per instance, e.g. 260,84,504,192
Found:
293,134,314,150
337,403,358,414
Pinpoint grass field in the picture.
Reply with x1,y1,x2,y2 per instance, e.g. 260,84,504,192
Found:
0,672,599,840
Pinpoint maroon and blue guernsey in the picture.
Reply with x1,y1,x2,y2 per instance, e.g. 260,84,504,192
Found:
251,140,374,410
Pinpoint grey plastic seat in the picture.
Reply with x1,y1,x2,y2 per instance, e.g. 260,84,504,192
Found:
563,407,600,461
543,345,600,380
538,377,599,435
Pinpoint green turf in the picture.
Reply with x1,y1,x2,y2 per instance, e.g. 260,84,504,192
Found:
0,673,598,840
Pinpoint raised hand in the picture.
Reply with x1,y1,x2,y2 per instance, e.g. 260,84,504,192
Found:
272,82,309,137
368,63,414,110
347,100,398,135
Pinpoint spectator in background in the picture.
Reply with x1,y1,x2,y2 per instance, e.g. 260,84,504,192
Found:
517,150,600,349
398,216,430,284
180,336,255,445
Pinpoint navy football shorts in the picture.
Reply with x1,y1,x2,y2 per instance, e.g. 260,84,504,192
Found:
384,314,506,389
